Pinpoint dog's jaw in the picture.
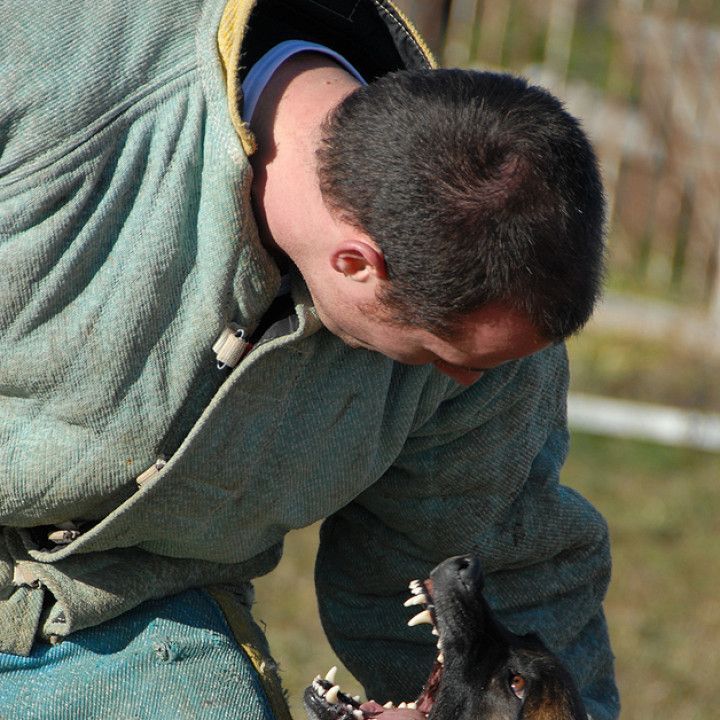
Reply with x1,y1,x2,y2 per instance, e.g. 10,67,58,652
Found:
302,575,444,719
303,555,588,720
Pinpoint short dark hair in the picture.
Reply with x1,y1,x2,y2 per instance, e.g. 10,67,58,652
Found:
317,69,606,341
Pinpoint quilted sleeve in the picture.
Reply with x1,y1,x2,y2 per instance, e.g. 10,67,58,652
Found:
315,343,619,720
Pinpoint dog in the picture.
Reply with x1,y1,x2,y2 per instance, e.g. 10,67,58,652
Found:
304,555,587,719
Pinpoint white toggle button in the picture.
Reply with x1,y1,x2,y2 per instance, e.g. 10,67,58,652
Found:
213,324,250,369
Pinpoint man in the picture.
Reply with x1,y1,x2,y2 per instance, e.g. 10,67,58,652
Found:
0,0,618,718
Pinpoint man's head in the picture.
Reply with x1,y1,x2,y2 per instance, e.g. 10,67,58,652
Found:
249,59,604,383
316,69,606,343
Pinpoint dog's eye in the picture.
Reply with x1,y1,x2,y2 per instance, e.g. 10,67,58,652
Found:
509,673,526,700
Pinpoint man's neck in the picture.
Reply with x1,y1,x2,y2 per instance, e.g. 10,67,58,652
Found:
247,53,361,262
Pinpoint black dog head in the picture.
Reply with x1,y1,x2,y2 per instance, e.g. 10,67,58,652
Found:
304,555,587,720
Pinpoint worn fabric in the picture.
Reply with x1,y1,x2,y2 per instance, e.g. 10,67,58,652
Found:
0,588,289,720
0,0,618,717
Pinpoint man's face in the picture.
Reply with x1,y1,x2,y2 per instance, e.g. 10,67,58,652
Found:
286,200,551,385
312,291,551,386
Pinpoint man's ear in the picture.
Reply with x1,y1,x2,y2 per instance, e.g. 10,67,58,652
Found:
330,240,388,282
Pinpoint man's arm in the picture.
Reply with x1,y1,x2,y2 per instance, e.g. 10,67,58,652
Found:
314,344,619,720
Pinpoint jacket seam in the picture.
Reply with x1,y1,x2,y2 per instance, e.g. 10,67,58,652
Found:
371,0,433,67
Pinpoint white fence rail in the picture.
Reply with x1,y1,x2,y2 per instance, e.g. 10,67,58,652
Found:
568,393,720,452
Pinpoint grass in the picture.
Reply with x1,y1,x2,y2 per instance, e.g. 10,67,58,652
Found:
564,434,720,719
567,328,720,412
253,526,359,718
253,327,720,719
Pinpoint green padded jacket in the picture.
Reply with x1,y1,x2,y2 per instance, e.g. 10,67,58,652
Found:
0,0,617,716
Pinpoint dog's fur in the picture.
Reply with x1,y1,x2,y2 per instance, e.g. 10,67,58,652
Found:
304,555,586,719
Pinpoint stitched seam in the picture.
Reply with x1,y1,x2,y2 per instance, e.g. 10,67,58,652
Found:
370,0,425,61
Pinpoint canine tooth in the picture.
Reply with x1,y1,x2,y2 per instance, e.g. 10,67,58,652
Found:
431,627,439,636
325,685,340,704
384,701,395,708
325,666,338,684
403,594,428,607
437,652,445,664
407,609,433,627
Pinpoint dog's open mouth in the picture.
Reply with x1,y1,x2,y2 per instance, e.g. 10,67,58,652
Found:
303,578,444,719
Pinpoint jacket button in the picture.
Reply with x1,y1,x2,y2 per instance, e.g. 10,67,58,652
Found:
47,529,82,545
136,456,167,487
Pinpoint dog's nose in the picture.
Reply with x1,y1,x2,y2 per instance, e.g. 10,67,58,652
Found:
430,555,486,593
454,555,484,590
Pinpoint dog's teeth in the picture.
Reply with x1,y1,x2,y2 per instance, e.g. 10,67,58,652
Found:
325,666,338,684
353,711,363,720
409,579,421,589
407,702,418,710
407,609,433,627
431,627,439,636
403,593,428,607
353,696,361,702
325,685,340,704
437,652,444,664
398,702,408,708
317,685,327,697
404,594,429,607
384,701,395,708
314,675,322,683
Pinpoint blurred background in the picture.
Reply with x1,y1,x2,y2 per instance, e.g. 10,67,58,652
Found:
254,2,720,718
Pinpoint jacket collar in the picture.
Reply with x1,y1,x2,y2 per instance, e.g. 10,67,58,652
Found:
216,0,435,156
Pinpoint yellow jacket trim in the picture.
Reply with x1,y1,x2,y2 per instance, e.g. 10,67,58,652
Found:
209,587,293,720
216,0,437,156
218,0,258,155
